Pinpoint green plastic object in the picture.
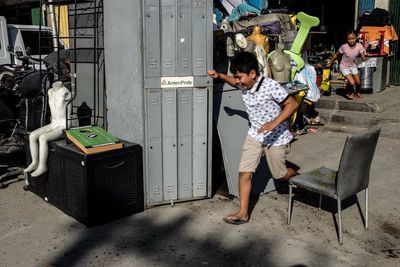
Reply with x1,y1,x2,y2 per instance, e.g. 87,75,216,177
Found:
290,12,320,55
268,12,320,80
288,12,320,79
284,50,305,80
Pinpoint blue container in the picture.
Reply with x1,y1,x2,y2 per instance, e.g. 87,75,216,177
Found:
247,0,267,10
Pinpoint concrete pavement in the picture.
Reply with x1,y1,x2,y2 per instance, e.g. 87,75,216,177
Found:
1,130,399,267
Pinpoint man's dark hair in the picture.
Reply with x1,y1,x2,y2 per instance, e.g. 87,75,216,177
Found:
229,51,259,75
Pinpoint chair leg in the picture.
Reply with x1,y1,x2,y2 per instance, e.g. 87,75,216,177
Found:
318,194,322,210
288,185,293,225
337,197,343,245
365,188,368,231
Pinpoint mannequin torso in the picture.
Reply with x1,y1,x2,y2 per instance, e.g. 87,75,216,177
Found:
268,44,292,83
246,26,269,54
48,81,72,126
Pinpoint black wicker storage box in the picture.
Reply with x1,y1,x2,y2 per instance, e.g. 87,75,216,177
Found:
27,139,144,226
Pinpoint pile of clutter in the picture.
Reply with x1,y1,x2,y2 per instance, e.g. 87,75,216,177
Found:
213,1,323,134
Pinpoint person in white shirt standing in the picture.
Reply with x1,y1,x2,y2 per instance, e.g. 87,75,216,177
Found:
208,52,299,225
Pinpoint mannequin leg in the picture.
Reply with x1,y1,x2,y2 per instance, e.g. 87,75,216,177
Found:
24,132,40,173
24,125,55,173
31,127,63,177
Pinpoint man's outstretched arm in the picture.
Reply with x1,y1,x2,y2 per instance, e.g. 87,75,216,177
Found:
207,69,237,87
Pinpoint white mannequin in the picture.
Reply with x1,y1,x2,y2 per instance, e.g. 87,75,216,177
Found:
235,33,248,51
226,36,235,58
226,36,235,75
254,45,270,77
220,18,232,33
235,33,256,53
24,81,72,177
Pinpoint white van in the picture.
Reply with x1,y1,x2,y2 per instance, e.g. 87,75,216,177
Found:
0,16,63,66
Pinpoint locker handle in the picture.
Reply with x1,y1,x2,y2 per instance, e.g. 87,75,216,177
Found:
104,160,126,169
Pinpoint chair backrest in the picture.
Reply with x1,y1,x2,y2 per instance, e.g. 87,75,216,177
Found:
336,127,381,199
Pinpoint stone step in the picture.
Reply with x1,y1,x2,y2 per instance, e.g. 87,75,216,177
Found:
321,123,369,135
314,108,400,139
318,122,400,140
308,86,400,139
315,97,381,113
317,108,380,128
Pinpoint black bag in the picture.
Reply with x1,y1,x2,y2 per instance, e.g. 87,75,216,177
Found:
20,70,51,98
370,8,391,25
18,95,49,134
357,8,391,28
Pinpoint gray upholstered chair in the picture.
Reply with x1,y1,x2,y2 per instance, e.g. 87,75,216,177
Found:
287,127,381,244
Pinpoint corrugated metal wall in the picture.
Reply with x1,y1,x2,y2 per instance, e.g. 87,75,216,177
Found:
358,0,375,15
389,0,400,85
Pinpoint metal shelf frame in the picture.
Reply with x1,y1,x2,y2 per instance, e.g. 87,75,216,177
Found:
38,0,105,130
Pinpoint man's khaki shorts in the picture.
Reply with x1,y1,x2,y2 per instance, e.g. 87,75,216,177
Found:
238,135,290,179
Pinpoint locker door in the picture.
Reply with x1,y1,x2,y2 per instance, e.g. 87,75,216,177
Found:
144,0,161,77
192,88,208,197
192,0,207,76
177,0,192,76
177,88,193,199
161,0,176,76
146,89,163,203
162,88,178,200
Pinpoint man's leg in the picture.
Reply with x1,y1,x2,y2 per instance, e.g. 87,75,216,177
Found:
265,143,298,181
281,167,299,181
237,171,252,220
225,136,262,223
225,172,252,222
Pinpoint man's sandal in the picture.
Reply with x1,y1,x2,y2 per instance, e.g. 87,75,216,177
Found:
223,216,249,225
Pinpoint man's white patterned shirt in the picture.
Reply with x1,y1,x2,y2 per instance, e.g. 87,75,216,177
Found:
241,75,293,146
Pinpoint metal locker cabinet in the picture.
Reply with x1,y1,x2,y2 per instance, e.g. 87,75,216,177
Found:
146,89,163,203
144,0,161,77
177,88,193,199
161,0,177,76
192,88,208,197
177,0,192,76
162,88,178,201
142,0,212,205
